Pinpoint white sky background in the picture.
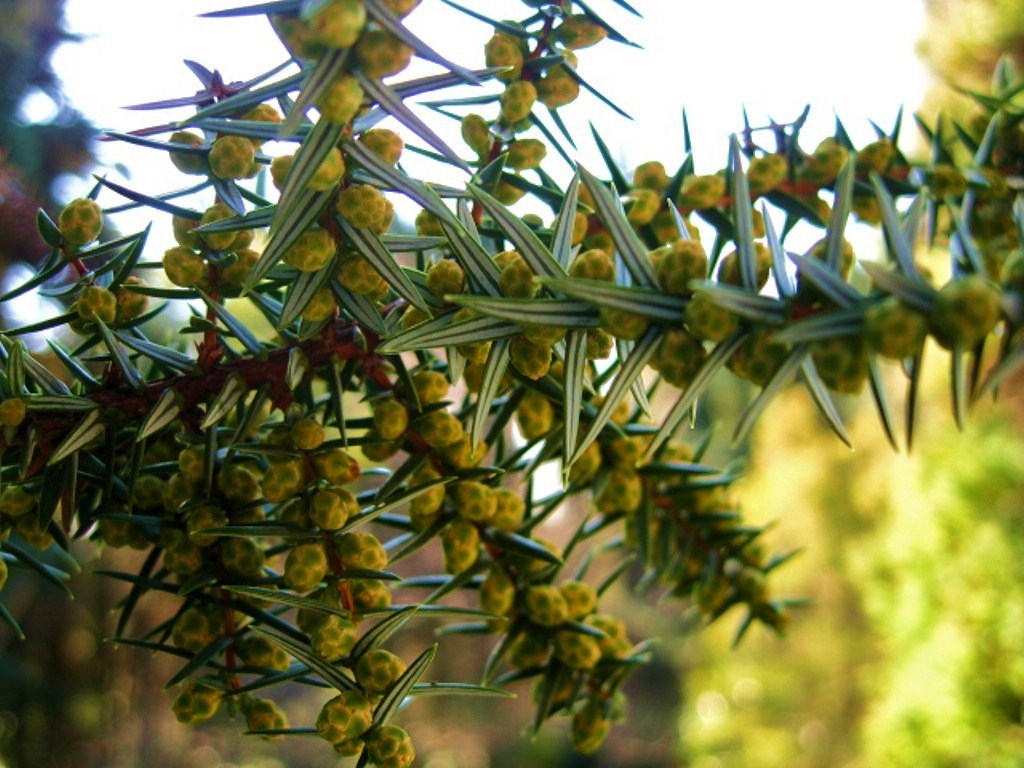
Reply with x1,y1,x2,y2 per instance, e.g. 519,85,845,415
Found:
25,0,929,287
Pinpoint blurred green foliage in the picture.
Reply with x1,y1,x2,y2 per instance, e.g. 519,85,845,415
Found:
679,370,1024,767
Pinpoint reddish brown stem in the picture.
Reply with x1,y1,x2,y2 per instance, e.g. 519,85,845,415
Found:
23,319,367,475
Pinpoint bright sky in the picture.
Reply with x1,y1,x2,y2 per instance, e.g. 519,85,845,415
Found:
24,0,929,283
48,1,928,191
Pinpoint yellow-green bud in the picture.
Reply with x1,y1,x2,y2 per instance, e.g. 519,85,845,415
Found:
461,113,491,157
0,398,26,428
366,724,416,768
355,29,414,79
336,184,394,232
746,153,788,196
306,0,366,48
306,147,346,192
425,258,466,300
241,696,289,741
506,138,547,170
58,198,103,247
74,285,115,325
678,174,725,210
525,584,569,627
485,32,525,83
311,448,361,485
498,80,537,125
536,65,580,109
316,73,364,124
316,690,373,745
336,531,388,571
359,128,403,164
442,517,480,574
355,649,407,697
167,131,208,175
208,135,255,180
283,228,336,272
199,204,239,252
555,14,608,49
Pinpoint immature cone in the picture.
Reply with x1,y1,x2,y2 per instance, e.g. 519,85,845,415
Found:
499,81,537,125
336,184,395,232
746,153,788,196
570,248,615,282
242,696,289,740
417,410,464,448
355,649,407,697
236,634,289,671
479,567,516,616
426,258,465,300
356,29,414,79
172,682,222,726
58,198,103,247
864,297,928,360
509,335,553,380
525,584,570,627
283,228,336,272
316,690,374,745
454,481,497,523
311,488,358,531
379,0,421,17
317,73,364,124
0,398,26,428
485,32,525,82
571,700,611,755
307,147,346,192
337,531,388,571
685,290,739,342
536,65,580,109
351,579,393,611
506,138,547,170
442,518,480,574
208,135,255,180
221,537,266,579
555,629,602,670
678,174,725,210
560,580,598,619
491,488,525,532
284,543,329,592
76,286,117,324
360,128,404,164
115,277,149,321
929,275,1003,349
372,397,409,441
727,329,789,387
812,336,869,394
240,102,283,147
306,0,366,48
461,113,491,157
366,724,416,768
167,130,207,175
516,390,554,440
310,614,359,660
312,448,361,485
199,204,240,251
338,253,389,296
651,238,708,295
555,14,608,49
633,160,669,192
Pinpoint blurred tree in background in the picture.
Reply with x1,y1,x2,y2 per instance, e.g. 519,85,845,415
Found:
677,2,1024,765
0,3,101,767
0,0,93,269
